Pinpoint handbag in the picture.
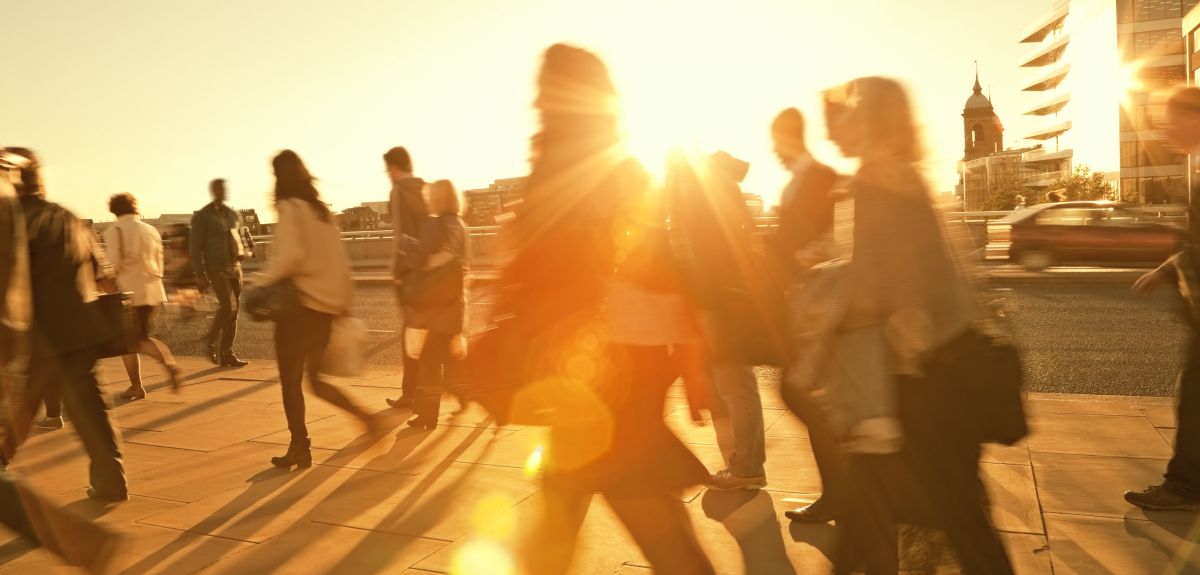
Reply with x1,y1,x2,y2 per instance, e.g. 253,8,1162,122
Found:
922,327,1028,445
95,292,139,358
320,315,368,377
243,279,303,322
401,260,463,309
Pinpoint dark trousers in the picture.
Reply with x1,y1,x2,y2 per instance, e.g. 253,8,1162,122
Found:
780,375,847,510
1167,332,1200,496
8,346,126,497
206,266,242,358
835,378,1012,575
414,331,463,420
275,307,368,444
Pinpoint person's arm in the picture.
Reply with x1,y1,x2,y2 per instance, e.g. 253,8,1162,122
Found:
404,216,446,270
1134,252,1181,296
189,212,207,289
151,227,165,278
103,226,122,276
256,201,304,286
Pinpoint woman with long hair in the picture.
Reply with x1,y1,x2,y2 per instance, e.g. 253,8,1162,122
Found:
103,192,183,400
503,44,715,574
822,78,1012,574
257,150,381,468
402,179,467,430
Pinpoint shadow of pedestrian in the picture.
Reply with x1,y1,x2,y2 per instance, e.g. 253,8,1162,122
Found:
701,489,800,574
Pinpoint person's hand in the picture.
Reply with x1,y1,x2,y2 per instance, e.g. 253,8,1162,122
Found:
97,277,117,294
1133,267,1170,296
196,279,209,294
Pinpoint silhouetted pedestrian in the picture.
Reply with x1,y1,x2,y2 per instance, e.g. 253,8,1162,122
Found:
190,178,248,367
3,147,128,502
255,150,383,469
103,192,184,400
401,180,467,430
382,146,428,410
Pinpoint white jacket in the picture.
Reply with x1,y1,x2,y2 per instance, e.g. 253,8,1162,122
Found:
103,215,167,307
258,199,353,315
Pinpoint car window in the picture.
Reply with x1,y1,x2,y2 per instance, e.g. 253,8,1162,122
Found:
1035,208,1110,226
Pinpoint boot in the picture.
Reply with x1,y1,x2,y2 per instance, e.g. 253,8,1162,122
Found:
270,438,313,469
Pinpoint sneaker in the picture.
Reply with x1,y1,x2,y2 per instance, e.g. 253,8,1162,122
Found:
36,417,64,430
1124,484,1200,511
708,468,767,491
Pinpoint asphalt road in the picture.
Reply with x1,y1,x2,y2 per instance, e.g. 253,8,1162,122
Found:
153,281,1191,398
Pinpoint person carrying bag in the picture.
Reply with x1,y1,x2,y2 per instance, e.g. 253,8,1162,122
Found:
248,150,381,470
399,180,468,431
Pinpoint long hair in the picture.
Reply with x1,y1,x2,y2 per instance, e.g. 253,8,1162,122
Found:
272,150,330,222
843,77,924,165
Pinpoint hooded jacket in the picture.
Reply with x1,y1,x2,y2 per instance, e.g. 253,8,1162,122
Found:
390,176,427,280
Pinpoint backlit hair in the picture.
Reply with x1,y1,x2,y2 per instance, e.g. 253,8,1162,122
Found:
427,179,460,215
844,77,925,164
108,192,138,216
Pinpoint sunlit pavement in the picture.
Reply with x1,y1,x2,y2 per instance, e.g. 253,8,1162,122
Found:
0,357,1193,574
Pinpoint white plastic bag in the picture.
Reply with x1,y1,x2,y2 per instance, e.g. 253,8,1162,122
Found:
321,316,368,377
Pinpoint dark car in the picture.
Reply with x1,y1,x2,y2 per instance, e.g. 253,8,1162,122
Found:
989,200,1184,271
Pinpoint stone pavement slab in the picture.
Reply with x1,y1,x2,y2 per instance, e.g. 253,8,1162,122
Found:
4,359,1200,574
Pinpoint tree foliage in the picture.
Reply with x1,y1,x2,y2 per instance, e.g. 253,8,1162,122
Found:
1052,165,1116,202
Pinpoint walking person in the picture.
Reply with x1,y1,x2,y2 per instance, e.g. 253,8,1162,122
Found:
103,192,184,400
401,180,467,431
1128,87,1200,511
769,107,847,524
254,150,382,469
669,151,768,491
510,44,715,575
190,178,248,367
821,78,1012,574
2,147,128,502
382,147,428,410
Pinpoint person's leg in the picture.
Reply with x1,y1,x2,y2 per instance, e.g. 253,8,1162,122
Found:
120,354,143,391
833,454,899,575
55,347,126,498
4,352,52,460
42,381,62,420
607,492,716,575
206,270,233,358
413,332,451,424
218,268,243,359
522,479,593,575
274,314,310,446
782,385,846,520
1166,332,1200,495
712,363,765,478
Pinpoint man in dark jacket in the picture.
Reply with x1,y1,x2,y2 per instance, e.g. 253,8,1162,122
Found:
4,147,128,502
769,109,846,525
190,178,248,367
1128,87,1200,511
382,147,428,409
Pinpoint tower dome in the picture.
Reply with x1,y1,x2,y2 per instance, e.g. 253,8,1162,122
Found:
965,72,993,110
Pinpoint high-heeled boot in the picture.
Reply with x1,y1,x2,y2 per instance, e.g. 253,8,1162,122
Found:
270,438,313,468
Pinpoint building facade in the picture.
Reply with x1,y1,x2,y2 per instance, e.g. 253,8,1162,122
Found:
1117,0,1197,203
463,177,527,227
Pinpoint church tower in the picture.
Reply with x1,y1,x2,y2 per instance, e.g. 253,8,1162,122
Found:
963,70,1003,161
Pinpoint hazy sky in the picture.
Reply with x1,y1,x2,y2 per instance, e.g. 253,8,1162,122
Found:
4,0,1053,221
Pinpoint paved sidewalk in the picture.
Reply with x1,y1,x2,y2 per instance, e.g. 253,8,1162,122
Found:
0,357,1193,574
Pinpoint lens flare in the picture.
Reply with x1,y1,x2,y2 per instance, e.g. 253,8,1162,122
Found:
471,493,518,540
525,444,545,478
450,538,515,575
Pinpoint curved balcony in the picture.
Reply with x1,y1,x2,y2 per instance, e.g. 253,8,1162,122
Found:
1024,93,1071,116
1025,120,1072,141
1020,5,1069,44
1021,35,1070,68
1023,65,1070,91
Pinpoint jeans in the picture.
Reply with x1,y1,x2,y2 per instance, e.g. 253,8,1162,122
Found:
1167,332,1200,496
414,331,465,421
206,266,242,358
711,363,765,477
394,284,421,399
275,307,371,444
